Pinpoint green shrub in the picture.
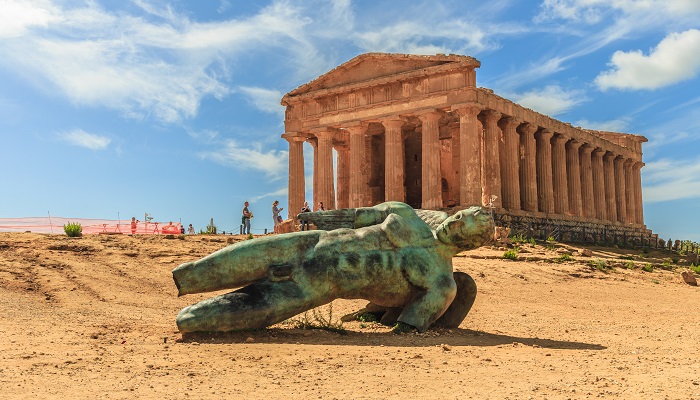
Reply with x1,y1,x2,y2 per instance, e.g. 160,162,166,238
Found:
625,261,635,270
246,233,254,240
641,264,654,273
503,249,519,260
546,236,555,243
589,259,610,272
690,264,700,274
619,255,634,260
63,222,83,237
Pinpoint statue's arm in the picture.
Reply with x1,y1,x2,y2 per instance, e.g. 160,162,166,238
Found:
297,201,415,230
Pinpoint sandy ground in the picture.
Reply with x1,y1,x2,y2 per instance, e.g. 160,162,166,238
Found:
1,232,699,399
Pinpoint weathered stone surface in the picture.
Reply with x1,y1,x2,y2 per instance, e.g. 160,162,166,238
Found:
173,202,493,334
681,270,697,286
579,249,593,257
281,52,647,232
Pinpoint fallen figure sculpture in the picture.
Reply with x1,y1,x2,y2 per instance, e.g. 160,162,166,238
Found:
172,201,494,334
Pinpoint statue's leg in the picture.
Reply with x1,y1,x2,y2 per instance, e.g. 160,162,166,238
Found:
172,231,321,295
432,272,477,328
176,279,329,333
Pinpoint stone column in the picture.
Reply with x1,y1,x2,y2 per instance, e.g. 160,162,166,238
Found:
309,137,319,208
565,139,583,217
551,134,569,215
535,129,554,213
518,122,538,212
634,162,644,225
282,132,306,219
481,110,502,208
382,119,405,202
314,128,336,210
591,148,606,221
454,104,482,206
624,159,635,225
346,124,367,208
579,144,595,219
613,156,627,223
418,111,442,209
334,142,349,209
498,116,521,210
603,152,617,222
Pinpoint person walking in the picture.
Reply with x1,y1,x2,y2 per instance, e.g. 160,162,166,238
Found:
242,201,252,235
272,200,284,233
300,201,311,231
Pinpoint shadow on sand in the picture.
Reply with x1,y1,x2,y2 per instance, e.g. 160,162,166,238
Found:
179,327,606,351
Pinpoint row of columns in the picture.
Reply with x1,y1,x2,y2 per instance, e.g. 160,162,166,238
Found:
284,106,644,227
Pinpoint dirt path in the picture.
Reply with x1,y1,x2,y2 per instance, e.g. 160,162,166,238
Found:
1,233,698,399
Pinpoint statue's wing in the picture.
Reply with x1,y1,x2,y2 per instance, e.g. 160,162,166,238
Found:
297,209,356,230
415,209,449,230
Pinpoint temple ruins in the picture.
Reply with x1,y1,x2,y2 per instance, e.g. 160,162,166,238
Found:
281,53,654,243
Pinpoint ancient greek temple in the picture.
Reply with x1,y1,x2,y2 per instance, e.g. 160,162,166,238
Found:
281,53,651,239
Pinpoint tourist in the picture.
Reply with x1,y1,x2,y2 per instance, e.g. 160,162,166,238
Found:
300,201,311,231
242,201,252,235
272,200,284,233
317,201,325,211
188,224,195,234
130,217,137,235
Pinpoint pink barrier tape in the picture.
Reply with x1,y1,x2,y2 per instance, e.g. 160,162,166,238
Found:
0,217,183,235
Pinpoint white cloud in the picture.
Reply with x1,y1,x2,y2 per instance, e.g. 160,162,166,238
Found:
198,139,288,179
576,118,629,132
58,129,111,150
509,85,587,116
0,1,324,123
595,29,700,91
0,0,58,38
237,86,284,115
535,0,700,24
643,158,700,203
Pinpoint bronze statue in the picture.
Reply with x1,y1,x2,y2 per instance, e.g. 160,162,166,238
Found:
172,201,493,334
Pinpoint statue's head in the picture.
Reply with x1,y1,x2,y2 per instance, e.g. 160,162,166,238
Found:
436,206,494,250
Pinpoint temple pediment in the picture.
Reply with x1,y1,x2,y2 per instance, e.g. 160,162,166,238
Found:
283,52,479,100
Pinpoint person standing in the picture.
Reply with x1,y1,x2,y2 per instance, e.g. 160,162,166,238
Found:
130,217,138,235
300,201,311,231
242,201,252,235
272,200,284,233
316,201,325,211
188,224,195,234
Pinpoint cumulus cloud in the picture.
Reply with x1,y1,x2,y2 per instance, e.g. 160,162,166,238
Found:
237,87,285,115
643,158,700,203
509,85,587,116
198,139,287,179
594,30,700,91
58,129,111,150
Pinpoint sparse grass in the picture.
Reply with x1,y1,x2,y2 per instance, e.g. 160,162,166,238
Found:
63,222,83,237
652,279,660,284
660,260,674,270
641,264,654,273
589,259,611,272
503,248,519,260
555,254,574,263
619,255,635,260
292,304,346,334
624,260,635,270
246,233,254,240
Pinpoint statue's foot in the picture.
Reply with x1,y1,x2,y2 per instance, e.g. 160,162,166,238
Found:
391,321,416,334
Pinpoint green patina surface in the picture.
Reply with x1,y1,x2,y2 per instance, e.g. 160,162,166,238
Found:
172,201,493,334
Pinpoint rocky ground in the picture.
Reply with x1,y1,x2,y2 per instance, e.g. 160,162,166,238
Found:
1,232,699,399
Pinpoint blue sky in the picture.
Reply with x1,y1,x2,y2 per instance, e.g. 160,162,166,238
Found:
1,0,698,240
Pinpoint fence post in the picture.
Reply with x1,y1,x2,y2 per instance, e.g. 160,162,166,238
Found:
239,225,243,235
